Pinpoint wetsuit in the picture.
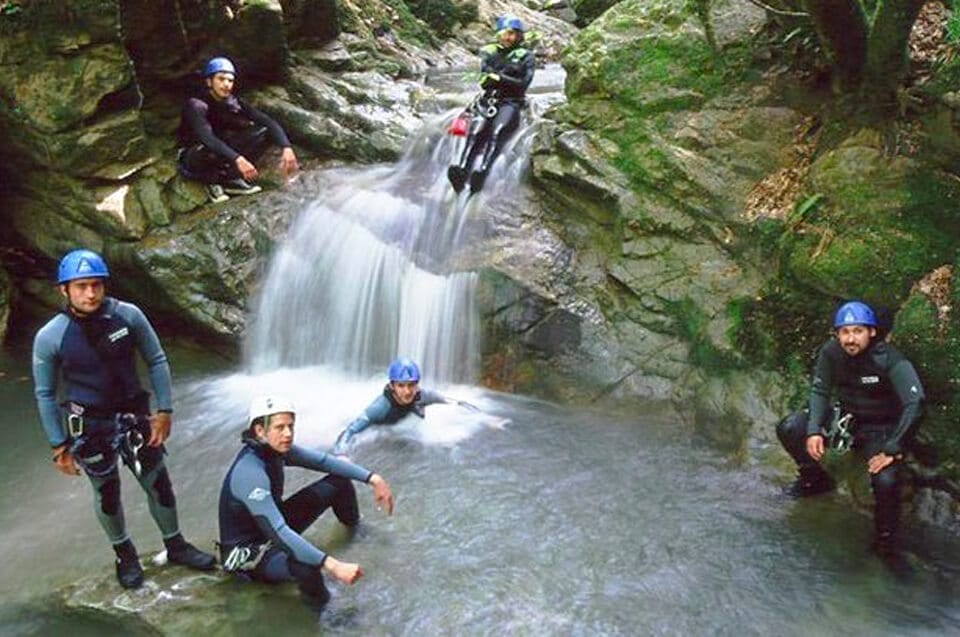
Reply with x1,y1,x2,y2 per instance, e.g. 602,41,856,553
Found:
32,297,181,546
777,339,924,542
218,433,372,602
332,385,448,454
449,41,535,192
176,90,291,184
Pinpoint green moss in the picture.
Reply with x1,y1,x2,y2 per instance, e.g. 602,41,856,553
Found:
892,288,960,476
663,296,743,373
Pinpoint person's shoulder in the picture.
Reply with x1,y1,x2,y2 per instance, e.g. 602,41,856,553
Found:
481,43,499,55
112,298,147,319
34,312,69,344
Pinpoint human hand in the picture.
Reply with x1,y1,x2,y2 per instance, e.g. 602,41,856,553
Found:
235,155,259,181
369,473,394,515
805,434,825,462
868,452,896,474
279,147,299,180
323,556,364,585
480,73,500,90
52,444,80,476
149,412,171,447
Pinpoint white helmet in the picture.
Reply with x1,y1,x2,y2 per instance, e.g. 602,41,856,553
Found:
248,395,296,426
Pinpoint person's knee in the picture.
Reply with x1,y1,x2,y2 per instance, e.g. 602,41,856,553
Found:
776,411,807,446
872,464,902,497
150,468,177,508
98,478,122,516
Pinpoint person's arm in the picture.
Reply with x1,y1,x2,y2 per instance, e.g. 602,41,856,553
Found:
239,99,292,148
286,444,372,482
332,395,391,454
119,302,172,446
33,317,80,475
496,50,535,92
230,455,328,567
882,359,925,455
286,445,395,514
806,344,835,436
182,98,241,161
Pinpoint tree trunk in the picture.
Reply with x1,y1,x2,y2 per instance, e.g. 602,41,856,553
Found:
803,0,869,89
862,0,926,110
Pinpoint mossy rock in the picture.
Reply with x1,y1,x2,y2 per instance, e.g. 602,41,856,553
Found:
781,142,960,308
891,270,960,476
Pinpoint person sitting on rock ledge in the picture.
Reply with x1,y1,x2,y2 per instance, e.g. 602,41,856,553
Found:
775,300,924,575
176,56,299,204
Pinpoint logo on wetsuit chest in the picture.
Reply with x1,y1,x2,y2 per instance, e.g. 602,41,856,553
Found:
860,375,880,385
107,327,129,343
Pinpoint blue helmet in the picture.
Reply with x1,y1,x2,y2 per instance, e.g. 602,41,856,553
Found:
58,249,109,284
495,14,524,33
203,56,236,78
388,357,421,382
833,301,878,329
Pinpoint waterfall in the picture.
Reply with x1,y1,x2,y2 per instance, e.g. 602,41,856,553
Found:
245,65,566,384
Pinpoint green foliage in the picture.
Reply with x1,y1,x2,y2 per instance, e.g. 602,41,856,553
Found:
403,0,477,38
664,297,743,373
892,290,960,475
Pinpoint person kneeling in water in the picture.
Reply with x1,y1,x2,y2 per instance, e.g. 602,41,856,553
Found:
219,395,394,607
447,14,534,194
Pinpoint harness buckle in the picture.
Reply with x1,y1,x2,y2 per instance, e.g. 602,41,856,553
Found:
826,408,854,455
67,414,84,438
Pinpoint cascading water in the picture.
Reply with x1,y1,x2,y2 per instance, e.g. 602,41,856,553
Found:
246,66,567,383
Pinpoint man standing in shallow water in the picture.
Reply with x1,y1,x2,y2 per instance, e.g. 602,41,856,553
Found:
776,300,924,573
32,249,216,589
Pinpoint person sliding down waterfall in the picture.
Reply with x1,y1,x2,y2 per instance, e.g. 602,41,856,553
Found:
447,15,535,194
332,357,508,456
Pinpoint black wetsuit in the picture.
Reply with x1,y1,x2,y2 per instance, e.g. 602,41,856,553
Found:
176,91,291,184
449,41,535,192
777,339,924,541
218,432,372,602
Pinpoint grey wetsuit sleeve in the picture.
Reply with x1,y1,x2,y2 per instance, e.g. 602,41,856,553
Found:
806,344,834,436
418,388,449,407
230,453,327,566
332,395,392,454
117,302,173,411
32,315,69,447
883,359,925,455
286,445,372,483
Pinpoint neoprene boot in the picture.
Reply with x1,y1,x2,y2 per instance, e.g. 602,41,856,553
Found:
114,539,144,589
447,165,468,193
783,465,835,498
165,534,217,571
872,531,912,578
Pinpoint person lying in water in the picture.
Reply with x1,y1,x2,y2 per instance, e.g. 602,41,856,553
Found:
447,14,534,194
331,357,507,456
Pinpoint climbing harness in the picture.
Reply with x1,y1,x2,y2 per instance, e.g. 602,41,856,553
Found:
67,408,150,478
222,541,273,572
825,407,854,455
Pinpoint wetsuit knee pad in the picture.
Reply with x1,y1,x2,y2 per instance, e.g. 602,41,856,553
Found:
776,411,807,445
98,477,122,516
871,464,902,496
151,468,176,508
